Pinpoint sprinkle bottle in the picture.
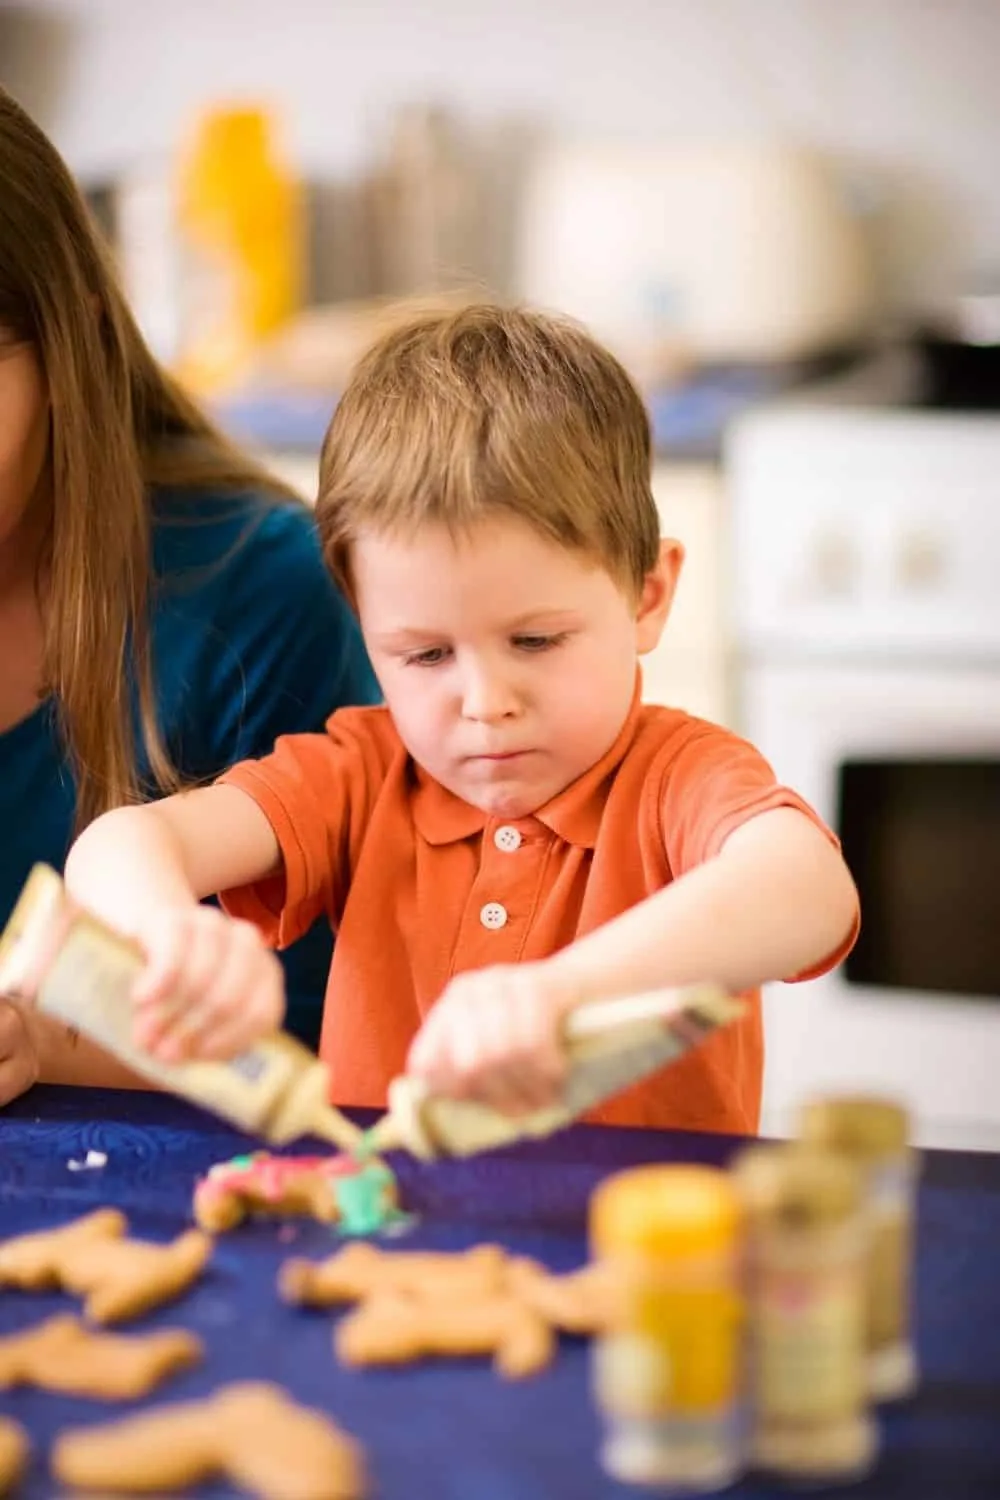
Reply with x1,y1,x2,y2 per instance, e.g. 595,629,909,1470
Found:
589,1164,745,1491
799,1095,918,1401
733,1144,876,1483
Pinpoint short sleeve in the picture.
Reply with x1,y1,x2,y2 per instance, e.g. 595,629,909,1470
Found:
655,719,857,981
218,708,394,949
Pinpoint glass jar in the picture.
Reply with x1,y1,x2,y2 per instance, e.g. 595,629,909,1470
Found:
590,1165,744,1491
800,1095,918,1400
733,1144,876,1483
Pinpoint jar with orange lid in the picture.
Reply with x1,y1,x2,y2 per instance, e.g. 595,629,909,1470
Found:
589,1164,745,1490
733,1144,876,1483
800,1095,918,1401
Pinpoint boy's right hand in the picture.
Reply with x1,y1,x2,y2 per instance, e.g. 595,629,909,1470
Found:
131,906,284,1063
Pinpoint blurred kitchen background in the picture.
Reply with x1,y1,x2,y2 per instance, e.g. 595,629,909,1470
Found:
2,0,998,1149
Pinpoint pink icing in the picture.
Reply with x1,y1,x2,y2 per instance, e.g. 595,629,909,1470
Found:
198,1152,363,1205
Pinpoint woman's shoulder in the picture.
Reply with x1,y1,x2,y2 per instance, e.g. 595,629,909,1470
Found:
150,485,323,581
147,484,377,775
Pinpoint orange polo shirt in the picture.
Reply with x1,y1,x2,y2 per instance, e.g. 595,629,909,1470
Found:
219,690,855,1135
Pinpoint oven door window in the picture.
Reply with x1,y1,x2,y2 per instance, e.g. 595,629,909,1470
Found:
838,760,999,999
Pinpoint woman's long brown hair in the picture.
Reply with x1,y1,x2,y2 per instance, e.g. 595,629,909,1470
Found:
0,87,297,829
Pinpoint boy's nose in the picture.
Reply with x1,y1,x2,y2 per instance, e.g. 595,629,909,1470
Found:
460,663,519,722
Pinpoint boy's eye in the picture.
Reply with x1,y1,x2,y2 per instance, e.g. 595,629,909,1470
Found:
512,632,568,653
403,646,451,668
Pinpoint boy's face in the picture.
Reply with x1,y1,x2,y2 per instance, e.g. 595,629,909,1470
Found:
352,516,680,820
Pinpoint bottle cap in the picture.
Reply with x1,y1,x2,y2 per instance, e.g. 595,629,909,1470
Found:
591,1165,740,1259
799,1096,911,1161
733,1143,863,1228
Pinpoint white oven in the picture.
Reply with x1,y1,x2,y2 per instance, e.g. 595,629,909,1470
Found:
729,404,1000,1150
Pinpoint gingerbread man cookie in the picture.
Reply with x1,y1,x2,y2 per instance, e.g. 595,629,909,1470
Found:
0,1418,28,1497
0,1211,211,1323
337,1291,554,1379
506,1256,619,1335
281,1242,614,1330
0,1314,202,1399
0,1209,125,1289
51,1381,366,1499
279,1242,507,1307
281,1243,616,1378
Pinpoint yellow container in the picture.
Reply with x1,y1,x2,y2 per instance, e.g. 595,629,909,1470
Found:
590,1165,744,1490
734,1144,876,1483
800,1095,918,1401
175,104,303,394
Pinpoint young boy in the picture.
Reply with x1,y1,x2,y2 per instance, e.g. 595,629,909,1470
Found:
65,306,858,1135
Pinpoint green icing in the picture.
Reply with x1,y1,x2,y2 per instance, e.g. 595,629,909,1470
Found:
333,1161,399,1237
353,1128,380,1162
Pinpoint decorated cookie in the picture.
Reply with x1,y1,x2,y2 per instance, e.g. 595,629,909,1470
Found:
193,1151,399,1236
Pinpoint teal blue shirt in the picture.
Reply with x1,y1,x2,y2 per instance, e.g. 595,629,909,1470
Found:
0,489,379,1048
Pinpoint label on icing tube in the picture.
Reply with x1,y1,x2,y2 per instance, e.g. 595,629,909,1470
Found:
381,987,746,1159
0,864,357,1147
41,924,304,1130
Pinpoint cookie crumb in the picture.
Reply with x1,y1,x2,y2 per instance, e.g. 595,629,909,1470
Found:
68,1150,108,1172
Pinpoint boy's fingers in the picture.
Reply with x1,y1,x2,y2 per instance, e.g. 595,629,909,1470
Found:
151,975,278,1062
191,978,285,1061
464,1061,554,1116
132,913,217,1009
133,944,221,1056
131,934,184,1008
406,1010,448,1076
189,1012,267,1062
150,935,283,1062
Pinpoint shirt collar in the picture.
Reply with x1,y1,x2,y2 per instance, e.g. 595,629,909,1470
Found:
411,670,644,849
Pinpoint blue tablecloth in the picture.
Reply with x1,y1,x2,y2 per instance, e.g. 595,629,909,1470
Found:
1,1086,999,1499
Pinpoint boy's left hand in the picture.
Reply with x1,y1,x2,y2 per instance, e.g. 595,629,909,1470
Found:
405,963,579,1117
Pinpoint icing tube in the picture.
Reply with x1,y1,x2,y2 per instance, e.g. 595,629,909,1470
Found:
0,865,360,1151
366,982,746,1160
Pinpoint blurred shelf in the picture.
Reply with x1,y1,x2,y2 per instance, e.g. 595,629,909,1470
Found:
213,362,802,467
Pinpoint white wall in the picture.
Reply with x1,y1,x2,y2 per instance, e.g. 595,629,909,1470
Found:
4,0,999,310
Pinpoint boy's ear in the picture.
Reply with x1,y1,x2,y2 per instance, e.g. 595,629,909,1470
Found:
635,537,684,653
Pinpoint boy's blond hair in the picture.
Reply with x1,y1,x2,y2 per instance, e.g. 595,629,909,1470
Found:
316,303,660,600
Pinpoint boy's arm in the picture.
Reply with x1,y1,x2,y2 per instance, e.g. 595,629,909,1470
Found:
6,784,279,1097
63,784,282,939
547,806,859,1002
36,785,288,1068
407,806,858,1112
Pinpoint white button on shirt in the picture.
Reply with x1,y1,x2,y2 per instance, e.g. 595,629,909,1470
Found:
479,901,509,930
493,825,522,852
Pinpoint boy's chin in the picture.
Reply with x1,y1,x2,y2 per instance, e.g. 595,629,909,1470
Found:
472,790,540,820
458,775,547,822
